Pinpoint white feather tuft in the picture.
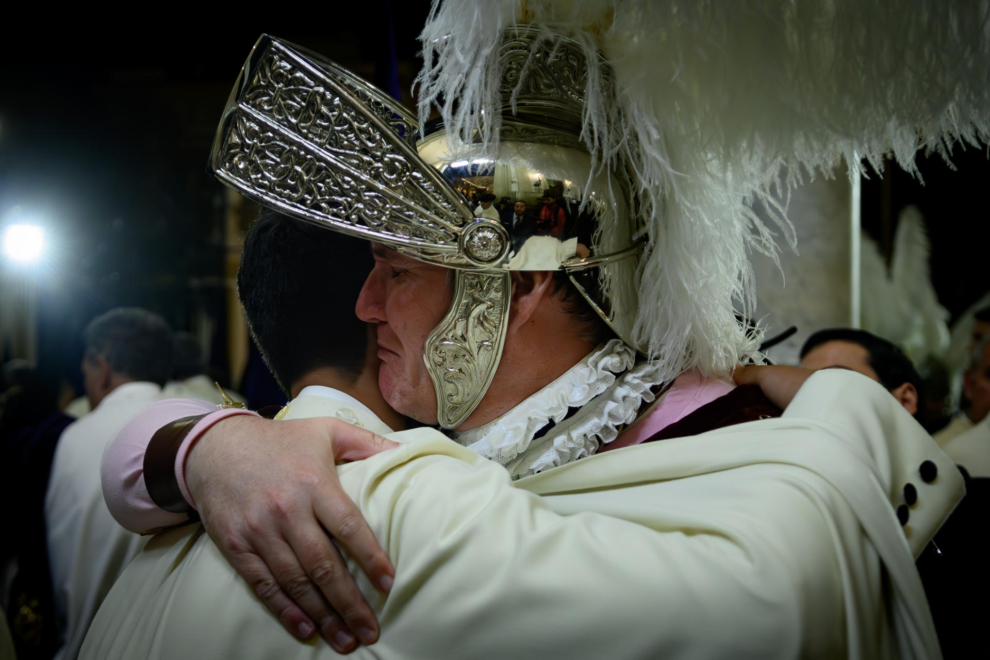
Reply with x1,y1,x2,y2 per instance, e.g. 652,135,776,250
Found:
417,0,990,382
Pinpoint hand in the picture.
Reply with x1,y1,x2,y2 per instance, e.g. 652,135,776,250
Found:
732,364,816,410
185,415,398,654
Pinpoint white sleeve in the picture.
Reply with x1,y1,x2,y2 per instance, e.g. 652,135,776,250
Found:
84,427,849,660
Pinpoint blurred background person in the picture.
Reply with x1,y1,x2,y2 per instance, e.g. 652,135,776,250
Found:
537,192,566,238
500,199,530,234
45,308,172,660
1,361,75,660
472,192,499,220
497,196,512,216
800,328,922,416
162,332,245,406
941,336,990,477
936,305,990,445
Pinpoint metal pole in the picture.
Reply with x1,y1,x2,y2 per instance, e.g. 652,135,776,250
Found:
849,156,862,329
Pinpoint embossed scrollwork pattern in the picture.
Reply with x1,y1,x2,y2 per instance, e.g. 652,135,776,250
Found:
497,29,613,126
424,271,512,429
214,39,477,252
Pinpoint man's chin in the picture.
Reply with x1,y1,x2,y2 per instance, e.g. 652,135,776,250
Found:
378,363,438,426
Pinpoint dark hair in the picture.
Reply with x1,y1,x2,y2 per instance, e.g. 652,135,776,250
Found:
800,328,923,395
171,332,205,381
84,308,173,386
975,306,990,323
237,210,372,392
551,272,616,346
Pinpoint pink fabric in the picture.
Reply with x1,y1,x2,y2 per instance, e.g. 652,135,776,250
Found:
601,369,736,453
101,398,257,533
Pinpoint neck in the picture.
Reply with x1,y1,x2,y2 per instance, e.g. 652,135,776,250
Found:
91,375,137,408
456,336,596,431
291,367,406,432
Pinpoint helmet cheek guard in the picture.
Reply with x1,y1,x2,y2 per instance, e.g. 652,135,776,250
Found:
211,33,640,429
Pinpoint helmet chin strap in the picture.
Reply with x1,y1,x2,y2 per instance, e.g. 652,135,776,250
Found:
423,270,512,429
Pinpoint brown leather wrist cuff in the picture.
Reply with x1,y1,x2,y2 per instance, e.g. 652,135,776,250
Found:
144,414,209,514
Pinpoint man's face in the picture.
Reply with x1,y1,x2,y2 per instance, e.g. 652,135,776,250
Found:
514,201,526,215
81,351,111,409
800,340,879,381
355,244,452,424
964,343,990,424
971,320,990,352
801,339,918,415
542,196,553,206
480,200,492,209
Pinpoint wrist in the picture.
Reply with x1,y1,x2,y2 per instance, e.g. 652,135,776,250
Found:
181,410,259,508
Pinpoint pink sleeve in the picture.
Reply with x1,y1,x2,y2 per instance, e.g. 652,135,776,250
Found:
101,398,258,533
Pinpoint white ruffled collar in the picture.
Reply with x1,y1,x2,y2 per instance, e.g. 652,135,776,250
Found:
450,339,663,479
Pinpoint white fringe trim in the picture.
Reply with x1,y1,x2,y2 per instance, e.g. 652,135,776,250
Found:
451,339,662,479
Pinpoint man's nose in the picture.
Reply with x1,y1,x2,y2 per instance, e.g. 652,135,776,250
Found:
356,268,386,323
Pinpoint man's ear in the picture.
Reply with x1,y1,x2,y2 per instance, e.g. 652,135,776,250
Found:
962,369,974,403
890,382,919,416
94,354,113,393
508,271,556,334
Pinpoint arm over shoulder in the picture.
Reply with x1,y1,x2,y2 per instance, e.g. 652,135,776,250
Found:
100,398,256,533
87,426,861,659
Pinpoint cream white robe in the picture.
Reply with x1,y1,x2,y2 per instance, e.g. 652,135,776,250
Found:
46,382,161,660
942,416,990,477
80,371,961,659
162,375,247,407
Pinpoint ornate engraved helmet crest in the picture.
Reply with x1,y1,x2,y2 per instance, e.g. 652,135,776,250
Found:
211,33,640,428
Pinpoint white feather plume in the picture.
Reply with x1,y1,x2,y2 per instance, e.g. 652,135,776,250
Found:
860,206,949,366
890,206,950,365
416,0,990,382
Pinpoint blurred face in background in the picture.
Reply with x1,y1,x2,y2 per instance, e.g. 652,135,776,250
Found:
801,341,878,380
964,342,990,424
972,320,990,351
81,350,112,408
514,201,526,215
801,340,918,415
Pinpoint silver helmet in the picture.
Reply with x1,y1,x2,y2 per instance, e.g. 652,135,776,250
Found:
210,33,642,428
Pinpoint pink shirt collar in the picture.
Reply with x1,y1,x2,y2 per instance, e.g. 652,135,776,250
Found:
602,368,735,452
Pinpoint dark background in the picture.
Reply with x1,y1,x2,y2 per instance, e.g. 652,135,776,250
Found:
0,6,986,399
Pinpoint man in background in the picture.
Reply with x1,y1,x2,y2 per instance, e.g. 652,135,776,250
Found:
163,332,245,407
472,192,499,220
942,336,990,477
45,308,173,659
936,306,990,445
500,199,530,234
537,192,566,238
800,328,922,416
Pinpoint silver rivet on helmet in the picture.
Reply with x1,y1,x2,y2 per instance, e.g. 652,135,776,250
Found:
460,220,508,266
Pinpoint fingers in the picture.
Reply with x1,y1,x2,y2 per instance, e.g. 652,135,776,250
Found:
330,420,399,462
253,532,362,654
732,364,762,385
282,516,381,648
313,476,395,598
219,544,332,646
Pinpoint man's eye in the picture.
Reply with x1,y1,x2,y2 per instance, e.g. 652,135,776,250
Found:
390,268,407,279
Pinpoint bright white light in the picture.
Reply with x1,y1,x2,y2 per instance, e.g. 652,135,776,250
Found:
3,224,44,263
449,160,470,168
471,158,492,165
